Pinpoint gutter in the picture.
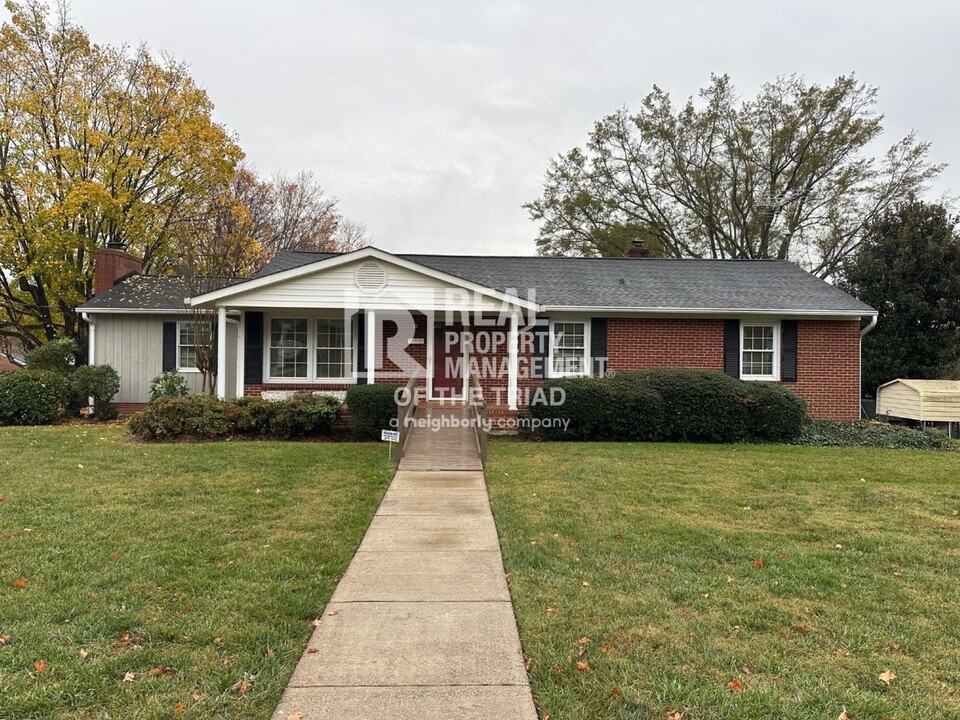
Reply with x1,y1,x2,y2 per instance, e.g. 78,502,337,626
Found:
860,314,878,337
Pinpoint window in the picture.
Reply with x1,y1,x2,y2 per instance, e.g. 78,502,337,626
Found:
177,321,211,371
316,318,350,378
265,315,355,382
270,318,308,378
550,320,589,377
741,323,779,380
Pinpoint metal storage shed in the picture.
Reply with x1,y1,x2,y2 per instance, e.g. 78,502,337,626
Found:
876,379,960,438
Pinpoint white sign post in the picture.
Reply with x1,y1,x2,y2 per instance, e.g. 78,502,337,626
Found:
381,429,400,460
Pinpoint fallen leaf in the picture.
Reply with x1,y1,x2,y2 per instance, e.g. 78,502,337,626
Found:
173,704,186,714
267,648,276,658
34,660,46,674
541,714,550,720
213,636,223,645
792,622,814,634
752,558,764,569
122,671,136,683
727,678,743,692
78,648,88,659
892,571,902,578
192,693,202,701
836,647,852,658
741,665,753,675
504,572,513,580
0,495,5,502
611,688,622,698
11,578,27,588
890,642,901,651
311,618,321,627
185,604,194,612
581,580,590,587
839,707,853,720
545,607,558,616
109,553,120,563
327,610,339,617
726,575,734,584
148,666,174,677
600,642,612,655
524,657,533,671
231,677,253,696
835,544,843,549
550,663,562,675
0,634,9,645
778,553,789,561
878,670,896,686
662,566,672,573
577,637,591,645
952,509,958,516
614,530,623,539
576,661,590,672
288,713,305,720
307,647,318,654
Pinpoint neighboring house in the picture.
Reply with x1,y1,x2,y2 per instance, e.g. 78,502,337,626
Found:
0,355,19,372
77,244,877,422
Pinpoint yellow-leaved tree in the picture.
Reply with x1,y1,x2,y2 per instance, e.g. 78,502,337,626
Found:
0,0,243,353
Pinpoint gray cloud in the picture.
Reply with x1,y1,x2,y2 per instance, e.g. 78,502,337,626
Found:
64,0,960,254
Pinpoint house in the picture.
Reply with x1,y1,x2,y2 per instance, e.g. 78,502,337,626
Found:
77,244,877,423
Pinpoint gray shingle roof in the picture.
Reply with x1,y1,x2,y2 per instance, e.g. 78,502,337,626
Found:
77,275,245,311
78,250,875,315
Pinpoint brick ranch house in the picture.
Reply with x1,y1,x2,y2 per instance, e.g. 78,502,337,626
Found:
77,245,877,422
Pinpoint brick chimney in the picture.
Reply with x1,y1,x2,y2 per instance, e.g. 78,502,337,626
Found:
94,243,143,295
624,239,651,258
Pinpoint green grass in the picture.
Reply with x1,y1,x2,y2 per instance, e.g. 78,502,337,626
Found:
486,441,960,720
0,425,393,719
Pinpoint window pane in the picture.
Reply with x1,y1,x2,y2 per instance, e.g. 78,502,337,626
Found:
316,319,348,378
179,347,197,369
742,325,775,377
271,319,307,347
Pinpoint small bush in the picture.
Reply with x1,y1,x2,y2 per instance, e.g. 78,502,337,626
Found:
347,384,402,440
792,420,955,451
129,393,342,441
530,369,807,443
269,393,341,439
24,339,79,374
0,370,71,426
149,371,189,402
71,364,121,420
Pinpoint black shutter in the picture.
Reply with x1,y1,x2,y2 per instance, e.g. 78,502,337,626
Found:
723,319,740,378
590,318,608,376
781,320,798,382
244,312,264,384
532,316,550,379
356,312,367,384
162,322,177,372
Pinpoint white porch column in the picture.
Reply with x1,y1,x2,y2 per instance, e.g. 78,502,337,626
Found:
216,306,228,400
236,311,245,398
507,312,519,411
366,309,376,384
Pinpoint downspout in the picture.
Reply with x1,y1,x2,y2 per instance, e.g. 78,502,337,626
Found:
81,312,96,414
859,314,879,419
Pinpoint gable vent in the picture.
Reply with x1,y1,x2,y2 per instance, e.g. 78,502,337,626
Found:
355,261,388,292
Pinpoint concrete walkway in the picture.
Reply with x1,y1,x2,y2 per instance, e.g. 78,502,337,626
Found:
270,468,538,719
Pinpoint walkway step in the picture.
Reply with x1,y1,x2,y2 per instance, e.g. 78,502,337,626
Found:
270,467,537,720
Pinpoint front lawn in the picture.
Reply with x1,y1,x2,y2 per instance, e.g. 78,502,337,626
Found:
0,425,393,719
487,442,960,720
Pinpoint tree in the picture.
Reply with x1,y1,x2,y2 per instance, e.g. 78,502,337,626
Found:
527,74,943,276
0,0,243,352
838,200,960,395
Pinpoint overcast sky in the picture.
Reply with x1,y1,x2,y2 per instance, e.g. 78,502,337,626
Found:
61,1,960,255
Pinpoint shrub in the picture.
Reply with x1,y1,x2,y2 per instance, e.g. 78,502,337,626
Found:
530,376,662,441
24,339,78,374
347,384,402,440
530,369,807,443
128,393,342,441
71,365,121,420
149,371,189,402
792,420,955,451
129,394,230,441
269,393,341,439
0,370,71,425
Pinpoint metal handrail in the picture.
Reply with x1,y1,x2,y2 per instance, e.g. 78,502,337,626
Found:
468,373,488,466
396,372,420,461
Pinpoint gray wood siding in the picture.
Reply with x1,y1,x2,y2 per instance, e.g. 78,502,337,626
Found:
92,314,237,403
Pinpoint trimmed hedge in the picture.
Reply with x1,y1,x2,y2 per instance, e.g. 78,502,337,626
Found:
0,370,71,426
346,384,402,440
71,365,121,420
791,420,955,451
129,393,341,441
530,369,807,443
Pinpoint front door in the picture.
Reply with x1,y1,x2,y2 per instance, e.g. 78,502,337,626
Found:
433,323,464,399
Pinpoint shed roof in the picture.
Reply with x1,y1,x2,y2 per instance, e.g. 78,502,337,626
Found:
880,379,960,396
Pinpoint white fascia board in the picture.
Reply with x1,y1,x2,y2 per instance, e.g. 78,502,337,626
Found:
76,307,238,316
188,246,541,312
542,305,876,319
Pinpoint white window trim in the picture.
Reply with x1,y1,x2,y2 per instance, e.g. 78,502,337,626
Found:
740,320,780,381
547,318,591,379
263,312,358,384
176,321,207,374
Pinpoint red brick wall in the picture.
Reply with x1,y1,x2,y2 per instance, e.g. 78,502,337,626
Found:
0,356,18,372
605,317,862,422
608,318,725,370
781,320,861,421
95,249,143,295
